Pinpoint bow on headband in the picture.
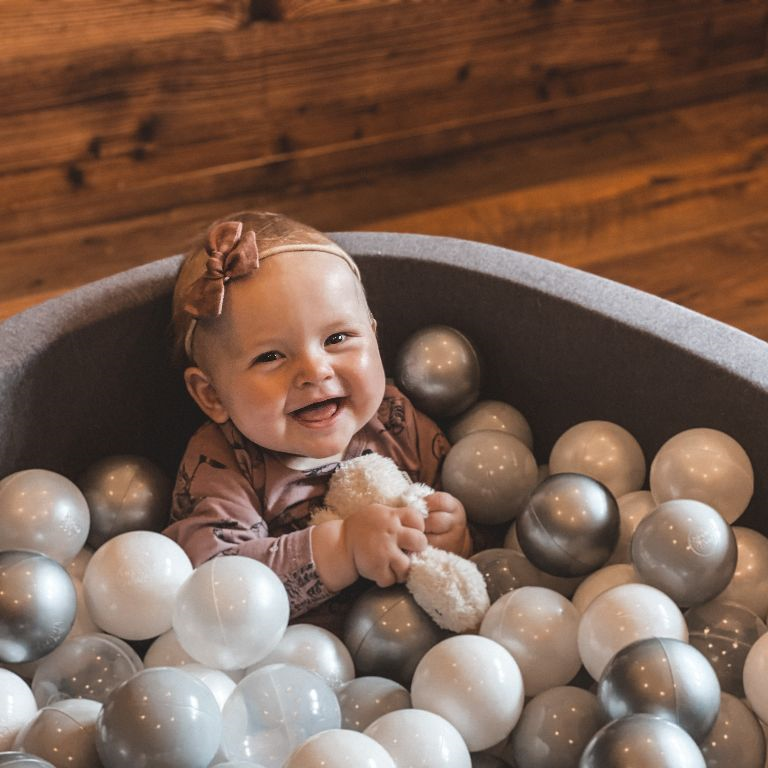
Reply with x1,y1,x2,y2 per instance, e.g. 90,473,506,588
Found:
183,220,260,318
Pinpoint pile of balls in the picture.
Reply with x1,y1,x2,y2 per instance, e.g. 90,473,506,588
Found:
1,324,768,768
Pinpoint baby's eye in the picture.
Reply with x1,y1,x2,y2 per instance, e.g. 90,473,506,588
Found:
253,350,282,364
325,332,348,346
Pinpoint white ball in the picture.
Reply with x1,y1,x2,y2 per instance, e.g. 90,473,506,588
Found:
479,586,581,697
743,632,768,722
365,708,471,767
183,663,237,710
549,420,646,498
577,582,688,680
247,623,354,691
448,400,533,450
607,491,656,565
83,530,193,640
284,729,396,768
0,668,37,750
571,563,641,614
714,526,768,617
173,555,289,670
410,635,524,752
337,677,411,732
650,427,753,523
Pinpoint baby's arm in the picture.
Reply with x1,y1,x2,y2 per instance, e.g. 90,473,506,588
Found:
312,503,428,591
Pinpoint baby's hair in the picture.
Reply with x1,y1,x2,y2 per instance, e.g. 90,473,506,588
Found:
171,211,366,368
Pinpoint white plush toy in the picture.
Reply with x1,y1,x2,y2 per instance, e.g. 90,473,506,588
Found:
311,452,490,633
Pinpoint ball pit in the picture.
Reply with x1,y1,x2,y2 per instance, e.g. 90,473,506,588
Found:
5,232,768,766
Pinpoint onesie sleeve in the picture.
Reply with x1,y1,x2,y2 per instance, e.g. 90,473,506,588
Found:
163,422,332,617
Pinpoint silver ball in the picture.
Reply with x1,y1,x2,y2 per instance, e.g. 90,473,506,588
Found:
79,455,172,548
343,585,450,687
0,550,77,664
597,636,721,741
580,714,706,768
631,499,737,607
394,324,481,418
0,754,57,768
517,473,620,577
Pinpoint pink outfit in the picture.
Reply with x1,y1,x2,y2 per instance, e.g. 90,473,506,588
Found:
164,384,450,618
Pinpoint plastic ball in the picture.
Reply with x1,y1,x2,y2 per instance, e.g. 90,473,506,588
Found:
516,473,620,577
606,490,656,565
410,635,524,752
699,692,765,768
442,431,538,525
0,470,90,564
650,427,753,523
365,708,471,768
283,729,396,768
686,599,766,697
247,623,354,691
182,663,236,709
580,714,706,768
83,531,192,641
64,548,93,582
448,399,533,450
571,563,641,614
577,582,688,680
13,698,101,768
394,324,481,418
0,755,55,767
504,686,605,768
221,663,341,766
741,631,768,722
78,454,172,548
142,628,197,668
549,420,646,498
0,670,37,751
479,586,581,696
173,555,288,670
597,636,721,740
0,550,77,664
31,631,143,707
95,666,222,768
343,585,449,687
336,676,411,732
469,756,507,768
714,526,768,617
631,499,737,606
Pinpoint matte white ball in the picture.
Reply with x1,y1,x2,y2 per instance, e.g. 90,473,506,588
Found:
0,669,37,751
336,677,411,732
650,427,753,523
247,623,354,691
448,400,533,450
577,583,688,680
284,729,396,768
410,635,524,752
479,586,581,696
394,324,481,419
714,526,768,617
83,530,193,640
365,708,471,768
743,632,768,722
442,430,538,525
571,563,641,614
0,469,90,563
549,420,646,498
173,555,289,670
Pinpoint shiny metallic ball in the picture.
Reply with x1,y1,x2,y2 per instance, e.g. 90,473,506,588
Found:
597,636,721,741
394,325,481,419
79,454,172,549
517,473,620,577
580,714,706,768
343,585,450,687
0,550,77,664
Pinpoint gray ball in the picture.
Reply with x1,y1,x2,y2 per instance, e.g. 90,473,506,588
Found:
517,473,620,577
0,754,56,768
394,324,481,418
597,636,721,741
79,455,172,548
0,550,77,664
580,714,706,768
343,585,450,687
95,667,221,768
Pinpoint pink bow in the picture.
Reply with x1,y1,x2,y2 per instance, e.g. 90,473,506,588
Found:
182,221,260,318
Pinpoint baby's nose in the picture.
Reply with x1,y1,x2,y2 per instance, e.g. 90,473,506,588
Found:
296,350,334,385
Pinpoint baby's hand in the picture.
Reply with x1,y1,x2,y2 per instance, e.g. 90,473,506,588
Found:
424,491,472,557
342,503,428,587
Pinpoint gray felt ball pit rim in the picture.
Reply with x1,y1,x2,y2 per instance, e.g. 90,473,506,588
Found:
1,231,767,528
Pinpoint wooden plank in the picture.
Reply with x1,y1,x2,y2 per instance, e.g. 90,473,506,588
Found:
268,0,405,19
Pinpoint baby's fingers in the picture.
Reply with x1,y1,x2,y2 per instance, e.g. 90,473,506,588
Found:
398,526,428,555
398,505,427,531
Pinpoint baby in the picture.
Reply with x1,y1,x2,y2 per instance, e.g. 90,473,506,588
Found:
164,211,470,620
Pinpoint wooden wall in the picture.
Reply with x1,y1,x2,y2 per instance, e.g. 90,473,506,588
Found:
2,0,767,314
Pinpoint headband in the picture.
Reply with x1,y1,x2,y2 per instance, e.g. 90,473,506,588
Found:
181,220,360,361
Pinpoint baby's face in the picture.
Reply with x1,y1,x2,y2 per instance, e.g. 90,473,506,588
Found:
194,250,386,461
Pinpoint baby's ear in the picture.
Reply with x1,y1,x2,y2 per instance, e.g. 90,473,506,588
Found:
183,367,229,424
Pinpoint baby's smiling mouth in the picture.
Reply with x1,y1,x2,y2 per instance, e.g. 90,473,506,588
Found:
290,397,344,423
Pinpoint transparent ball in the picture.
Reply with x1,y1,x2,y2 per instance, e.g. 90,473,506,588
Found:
336,676,411,732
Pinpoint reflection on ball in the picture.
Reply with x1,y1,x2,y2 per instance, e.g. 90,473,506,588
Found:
448,400,533,450
394,324,481,418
